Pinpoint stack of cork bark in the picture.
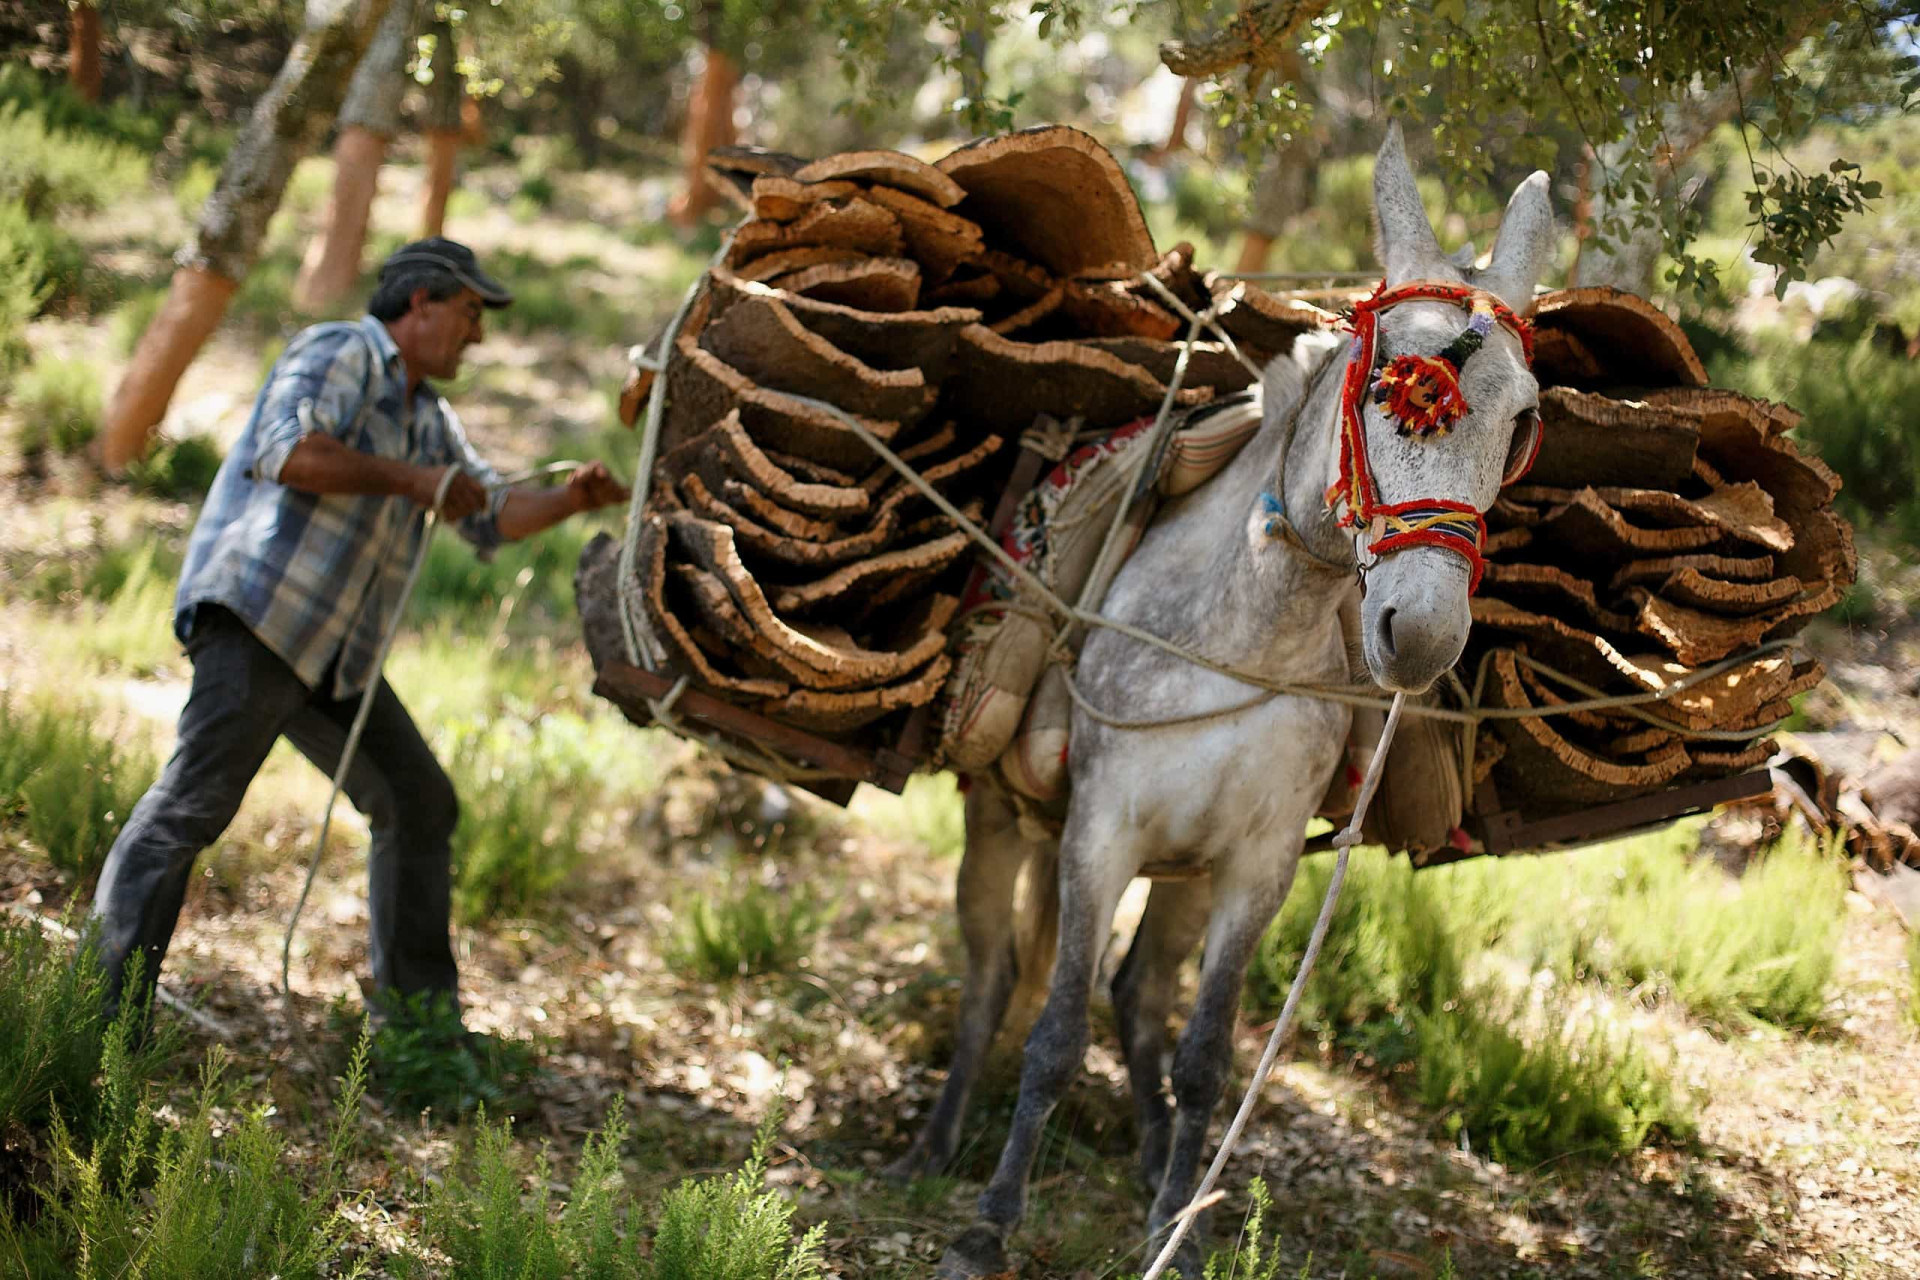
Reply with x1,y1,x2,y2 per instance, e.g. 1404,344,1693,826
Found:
1464,287,1856,821
579,127,1288,750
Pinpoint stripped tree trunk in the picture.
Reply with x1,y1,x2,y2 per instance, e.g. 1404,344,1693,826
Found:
667,43,740,227
69,3,103,103
100,0,395,471
418,16,464,238
293,0,420,311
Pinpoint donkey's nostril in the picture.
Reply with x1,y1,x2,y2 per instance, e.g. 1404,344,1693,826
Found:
1376,606,1398,660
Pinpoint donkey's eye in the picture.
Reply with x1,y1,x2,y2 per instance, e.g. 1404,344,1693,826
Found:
1503,407,1542,482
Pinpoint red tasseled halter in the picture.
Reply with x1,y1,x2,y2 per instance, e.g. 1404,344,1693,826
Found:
1325,278,1535,594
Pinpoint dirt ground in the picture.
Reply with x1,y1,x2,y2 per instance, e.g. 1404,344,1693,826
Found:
5,155,1920,1279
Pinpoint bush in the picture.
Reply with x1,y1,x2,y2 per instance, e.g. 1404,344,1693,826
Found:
349,994,542,1117
68,543,184,678
127,432,225,499
0,101,149,219
109,286,168,357
1252,846,1693,1167
1713,331,1920,542
407,1101,827,1280
4,1029,372,1278
0,697,157,882
668,876,823,983
12,354,104,456
0,920,173,1146
0,198,87,313
448,727,590,926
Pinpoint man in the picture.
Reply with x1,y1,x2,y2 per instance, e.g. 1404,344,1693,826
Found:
90,237,629,1029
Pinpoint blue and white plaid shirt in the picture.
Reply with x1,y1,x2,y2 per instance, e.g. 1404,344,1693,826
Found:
176,315,508,699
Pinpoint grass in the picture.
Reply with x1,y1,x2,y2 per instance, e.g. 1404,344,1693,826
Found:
668,874,824,983
1712,328,1920,542
0,99,149,219
448,725,591,926
337,994,543,1118
0,697,157,883
405,1101,827,1279
1254,844,1697,1167
64,543,183,677
0,920,174,1145
3,1026,372,1278
850,773,966,859
125,432,224,499
11,354,104,456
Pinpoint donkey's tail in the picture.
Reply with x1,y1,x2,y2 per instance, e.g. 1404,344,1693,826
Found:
1011,836,1062,1008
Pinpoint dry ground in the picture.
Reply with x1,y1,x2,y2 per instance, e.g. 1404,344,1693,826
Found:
4,153,1920,1279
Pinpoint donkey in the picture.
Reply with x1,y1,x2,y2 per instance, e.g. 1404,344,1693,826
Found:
898,125,1555,1279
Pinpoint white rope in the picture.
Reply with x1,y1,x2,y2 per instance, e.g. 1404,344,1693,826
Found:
279,457,600,1021
1139,692,1408,1280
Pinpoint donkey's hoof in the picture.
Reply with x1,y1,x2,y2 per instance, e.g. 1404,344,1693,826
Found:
879,1143,948,1189
936,1224,1012,1279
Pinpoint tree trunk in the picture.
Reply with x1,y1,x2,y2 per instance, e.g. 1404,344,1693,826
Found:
69,3,103,103
418,17,464,237
101,0,395,471
1571,65,1775,294
667,44,739,228
1160,77,1196,157
293,0,419,311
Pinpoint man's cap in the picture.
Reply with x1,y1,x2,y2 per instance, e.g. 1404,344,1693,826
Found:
379,237,513,308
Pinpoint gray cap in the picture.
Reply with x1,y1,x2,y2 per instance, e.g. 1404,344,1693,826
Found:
379,237,514,308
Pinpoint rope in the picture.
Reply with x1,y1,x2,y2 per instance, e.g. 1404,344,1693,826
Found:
1138,692,1408,1280
611,263,1801,782
280,457,600,1027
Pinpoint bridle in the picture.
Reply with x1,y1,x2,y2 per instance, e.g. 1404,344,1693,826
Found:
1325,278,1538,594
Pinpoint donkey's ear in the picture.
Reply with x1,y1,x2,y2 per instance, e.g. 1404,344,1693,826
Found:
1372,123,1444,284
1475,170,1554,309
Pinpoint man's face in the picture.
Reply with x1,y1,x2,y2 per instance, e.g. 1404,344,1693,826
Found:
412,286,487,380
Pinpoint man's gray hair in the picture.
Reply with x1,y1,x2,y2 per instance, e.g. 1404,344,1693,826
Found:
367,263,463,321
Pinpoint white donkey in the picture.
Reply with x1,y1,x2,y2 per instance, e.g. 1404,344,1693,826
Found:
899,125,1555,1278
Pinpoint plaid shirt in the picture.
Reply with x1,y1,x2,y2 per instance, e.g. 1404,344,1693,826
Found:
176,315,508,699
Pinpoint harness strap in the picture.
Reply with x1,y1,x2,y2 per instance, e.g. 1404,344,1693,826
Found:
1328,278,1534,594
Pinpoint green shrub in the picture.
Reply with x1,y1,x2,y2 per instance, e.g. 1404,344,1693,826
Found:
109,286,168,357
854,773,965,859
68,543,183,678
12,354,104,455
1413,996,1693,1166
4,1029,372,1278
415,517,596,625
448,728,589,926
408,1102,827,1280
348,993,542,1117
0,101,149,218
1713,331,1920,542
1253,847,1692,1167
0,920,173,1146
1510,829,1846,1030
668,877,823,983
643,1106,827,1280
0,697,157,882
127,432,225,499
0,65,227,167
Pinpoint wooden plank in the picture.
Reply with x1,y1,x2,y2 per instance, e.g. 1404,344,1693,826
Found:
592,661,910,794
1457,769,1775,863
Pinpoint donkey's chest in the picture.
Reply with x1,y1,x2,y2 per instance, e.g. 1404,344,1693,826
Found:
1095,695,1350,862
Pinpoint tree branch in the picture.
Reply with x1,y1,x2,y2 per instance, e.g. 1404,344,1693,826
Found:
1159,0,1333,79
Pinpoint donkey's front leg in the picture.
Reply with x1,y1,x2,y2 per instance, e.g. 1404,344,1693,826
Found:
886,783,1043,1182
937,817,1138,1279
1112,878,1211,1199
1145,846,1302,1276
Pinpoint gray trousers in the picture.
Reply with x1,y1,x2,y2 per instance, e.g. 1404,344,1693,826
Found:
89,606,460,1022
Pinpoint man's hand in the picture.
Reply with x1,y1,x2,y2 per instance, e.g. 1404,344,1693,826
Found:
412,465,489,521
565,461,631,513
